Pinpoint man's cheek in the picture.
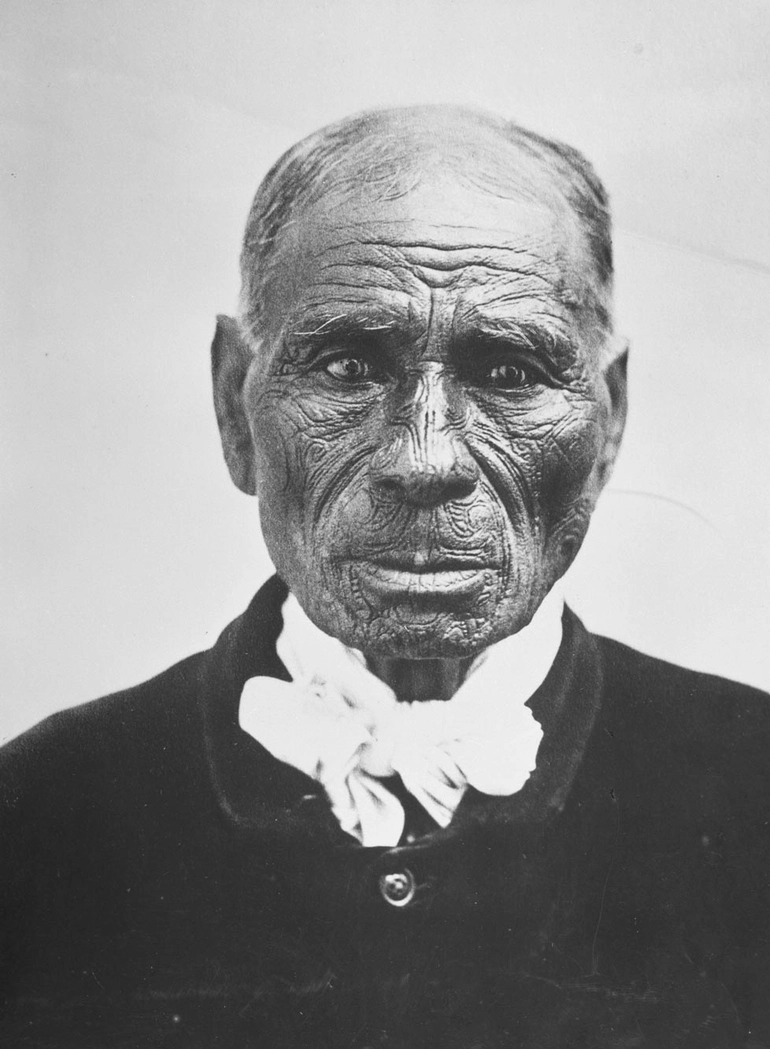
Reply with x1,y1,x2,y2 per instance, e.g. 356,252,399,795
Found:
251,408,318,565
470,396,605,566
256,413,370,534
467,421,546,537
538,412,606,570
252,416,296,512
541,422,597,503
254,397,332,494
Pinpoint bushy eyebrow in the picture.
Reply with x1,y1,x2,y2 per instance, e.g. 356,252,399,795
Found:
286,307,405,340
456,313,578,368
290,316,395,338
280,308,410,366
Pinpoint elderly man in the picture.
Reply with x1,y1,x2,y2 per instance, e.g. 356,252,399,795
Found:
2,106,769,1048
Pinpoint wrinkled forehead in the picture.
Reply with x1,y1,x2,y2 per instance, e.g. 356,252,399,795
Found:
260,168,604,339
299,175,584,263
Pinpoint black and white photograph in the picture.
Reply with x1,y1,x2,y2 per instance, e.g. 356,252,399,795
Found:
2,1,769,1045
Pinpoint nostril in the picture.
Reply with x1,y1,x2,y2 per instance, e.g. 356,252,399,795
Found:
445,468,478,501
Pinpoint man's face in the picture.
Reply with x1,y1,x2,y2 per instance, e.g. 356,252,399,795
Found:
234,171,623,658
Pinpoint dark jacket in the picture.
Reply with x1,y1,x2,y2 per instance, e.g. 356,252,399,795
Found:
2,575,770,1048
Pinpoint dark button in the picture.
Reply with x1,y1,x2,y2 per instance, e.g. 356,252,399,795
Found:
379,868,416,907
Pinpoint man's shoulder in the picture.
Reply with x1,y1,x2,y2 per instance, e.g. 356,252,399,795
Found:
1,577,286,825
0,650,210,817
589,627,770,783
594,629,769,713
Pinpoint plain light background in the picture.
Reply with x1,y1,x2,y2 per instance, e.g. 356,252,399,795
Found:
2,0,769,743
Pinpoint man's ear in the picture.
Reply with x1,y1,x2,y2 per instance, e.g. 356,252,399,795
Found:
211,315,258,495
594,340,629,494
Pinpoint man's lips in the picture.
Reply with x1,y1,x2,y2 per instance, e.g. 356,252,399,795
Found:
348,554,500,606
365,554,496,573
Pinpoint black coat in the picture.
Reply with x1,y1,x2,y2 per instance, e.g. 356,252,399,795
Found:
2,575,770,1048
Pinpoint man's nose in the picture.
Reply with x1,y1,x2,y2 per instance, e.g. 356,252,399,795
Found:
369,367,479,507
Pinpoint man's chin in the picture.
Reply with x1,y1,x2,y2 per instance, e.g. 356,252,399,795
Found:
340,616,486,660
328,601,528,661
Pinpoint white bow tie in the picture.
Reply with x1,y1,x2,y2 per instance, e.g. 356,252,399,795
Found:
239,590,563,847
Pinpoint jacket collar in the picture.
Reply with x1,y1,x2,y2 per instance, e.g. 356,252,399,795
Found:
199,575,604,844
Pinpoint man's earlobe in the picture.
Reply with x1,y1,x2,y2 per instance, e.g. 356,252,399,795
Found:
211,315,257,495
595,340,629,493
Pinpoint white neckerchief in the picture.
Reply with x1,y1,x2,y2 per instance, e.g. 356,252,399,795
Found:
239,589,563,847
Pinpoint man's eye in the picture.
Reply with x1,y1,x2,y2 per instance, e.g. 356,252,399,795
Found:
485,362,536,389
323,356,377,383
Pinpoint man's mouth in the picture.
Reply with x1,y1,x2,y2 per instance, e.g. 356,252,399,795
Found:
368,554,493,572
351,555,499,607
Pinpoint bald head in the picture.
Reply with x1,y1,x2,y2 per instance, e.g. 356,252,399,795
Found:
239,105,613,345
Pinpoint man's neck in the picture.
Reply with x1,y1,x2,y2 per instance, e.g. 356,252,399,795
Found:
273,585,564,708
364,655,474,704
